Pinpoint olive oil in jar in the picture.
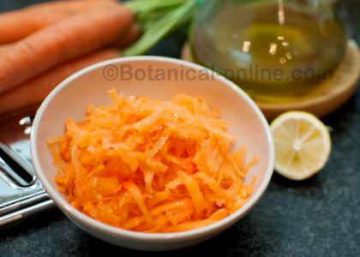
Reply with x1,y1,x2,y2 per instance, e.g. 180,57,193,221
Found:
191,0,347,101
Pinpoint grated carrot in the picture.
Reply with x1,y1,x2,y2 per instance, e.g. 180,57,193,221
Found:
49,91,258,232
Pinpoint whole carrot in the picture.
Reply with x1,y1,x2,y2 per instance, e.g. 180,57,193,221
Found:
0,12,74,44
0,49,120,115
116,24,142,48
0,4,133,94
0,0,118,44
23,0,115,12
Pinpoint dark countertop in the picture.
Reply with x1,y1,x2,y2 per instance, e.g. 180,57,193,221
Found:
1,1,360,257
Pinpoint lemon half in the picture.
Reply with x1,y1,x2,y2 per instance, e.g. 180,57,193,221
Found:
270,112,331,181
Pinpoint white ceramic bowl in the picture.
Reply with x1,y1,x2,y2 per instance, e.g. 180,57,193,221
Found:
31,57,274,251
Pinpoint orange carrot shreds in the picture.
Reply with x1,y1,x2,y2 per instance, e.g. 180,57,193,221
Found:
49,91,258,233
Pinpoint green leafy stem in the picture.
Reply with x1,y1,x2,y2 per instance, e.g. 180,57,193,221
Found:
124,0,196,56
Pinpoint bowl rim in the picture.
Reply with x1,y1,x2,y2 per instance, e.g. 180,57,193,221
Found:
31,56,274,241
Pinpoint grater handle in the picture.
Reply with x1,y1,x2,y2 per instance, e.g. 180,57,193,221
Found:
0,199,54,226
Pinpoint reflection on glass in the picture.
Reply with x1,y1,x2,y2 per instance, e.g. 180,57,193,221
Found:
191,0,347,100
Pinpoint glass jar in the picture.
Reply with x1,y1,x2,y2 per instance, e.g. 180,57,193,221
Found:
190,0,347,102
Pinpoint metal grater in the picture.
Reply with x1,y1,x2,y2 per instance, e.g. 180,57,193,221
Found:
0,108,54,226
